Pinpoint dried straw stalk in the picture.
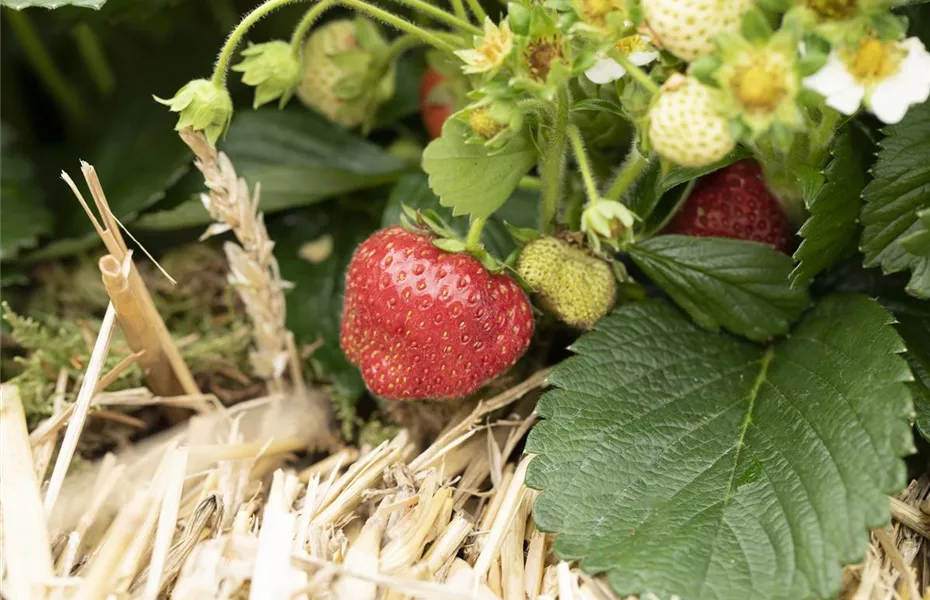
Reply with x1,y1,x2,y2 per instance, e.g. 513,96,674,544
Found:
0,385,55,600
62,163,199,399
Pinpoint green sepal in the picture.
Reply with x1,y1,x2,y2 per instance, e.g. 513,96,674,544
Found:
741,8,774,44
689,55,722,86
508,2,531,35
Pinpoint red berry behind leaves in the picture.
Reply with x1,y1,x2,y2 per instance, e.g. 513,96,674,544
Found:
666,159,792,252
419,68,453,140
340,227,534,400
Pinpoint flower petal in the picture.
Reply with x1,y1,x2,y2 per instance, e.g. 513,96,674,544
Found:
825,84,865,115
629,50,660,66
867,38,930,124
585,58,627,84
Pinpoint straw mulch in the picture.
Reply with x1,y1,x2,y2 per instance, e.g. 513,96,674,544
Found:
0,131,927,600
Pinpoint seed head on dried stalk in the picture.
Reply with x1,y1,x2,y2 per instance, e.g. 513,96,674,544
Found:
178,128,304,395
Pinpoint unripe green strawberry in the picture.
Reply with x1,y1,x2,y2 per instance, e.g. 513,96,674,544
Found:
648,74,735,168
642,0,753,61
517,237,616,330
296,19,393,128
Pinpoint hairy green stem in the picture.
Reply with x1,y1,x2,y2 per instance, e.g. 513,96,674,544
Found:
568,125,601,206
72,23,115,96
609,50,660,95
539,89,570,233
290,0,338,55
465,216,488,250
338,0,459,53
212,0,301,87
604,148,647,202
464,0,487,22
7,9,89,129
808,106,840,165
384,0,481,34
449,0,467,21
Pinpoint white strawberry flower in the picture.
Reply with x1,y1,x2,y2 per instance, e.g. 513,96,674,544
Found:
455,18,514,75
803,36,930,124
585,35,660,84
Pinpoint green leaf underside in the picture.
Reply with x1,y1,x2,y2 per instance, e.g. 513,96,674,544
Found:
135,108,407,231
273,204,381,400
628,235,810,341
860,100,930,298
792,127,870,286
1,125,51,261
526,296,913,600
25,98,191,261
422,119,538,219
1,0,105,8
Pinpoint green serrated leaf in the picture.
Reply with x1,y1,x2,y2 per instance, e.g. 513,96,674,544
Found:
526,295,914,600
878,294,930,441
382,173,538,260
1,0,105,8
900,208,930,257
861,100,930,298
628,235,810,341
135,107,406,231
422,119,538,219
792,127,871,286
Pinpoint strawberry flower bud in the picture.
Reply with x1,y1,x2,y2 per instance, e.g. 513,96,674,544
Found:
232,41,301,109
581,200,635,244
154,79,233,145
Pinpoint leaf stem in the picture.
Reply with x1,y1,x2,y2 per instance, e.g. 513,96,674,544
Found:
608,50,660,95
465,216,488,250
337,0,459,53
463,0,488,22
518,175,542,191
384,0,481,34
604,147,648,202
72,23,114,96
290,0,338,56
539,88,570,233
6,9,89,129
568,125,601,206
212,0,302,87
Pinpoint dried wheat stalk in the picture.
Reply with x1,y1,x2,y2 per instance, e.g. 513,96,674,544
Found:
179,129,304,396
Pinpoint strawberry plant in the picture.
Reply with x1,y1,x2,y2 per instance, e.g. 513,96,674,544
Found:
3,0,930,598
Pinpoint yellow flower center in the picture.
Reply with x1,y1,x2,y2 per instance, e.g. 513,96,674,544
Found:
843,38,903,83
732,59,787,112
807,0,857,20
468,107,505,140
616,35,648,55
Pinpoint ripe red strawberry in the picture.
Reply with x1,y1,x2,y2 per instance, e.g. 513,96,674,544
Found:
666,159,792,252
340,226,534,401
419,68,454,140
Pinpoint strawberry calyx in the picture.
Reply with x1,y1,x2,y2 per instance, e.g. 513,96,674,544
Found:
397,204,507,275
